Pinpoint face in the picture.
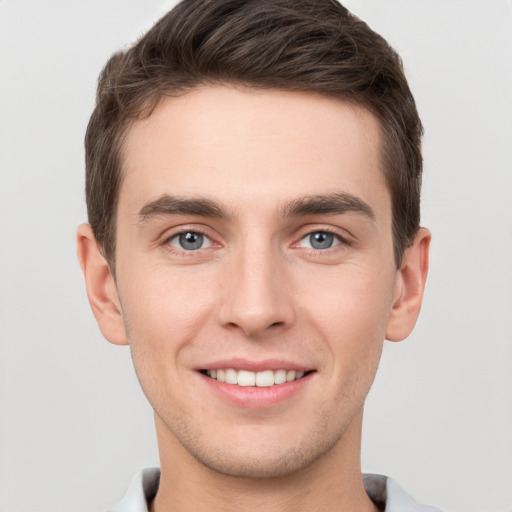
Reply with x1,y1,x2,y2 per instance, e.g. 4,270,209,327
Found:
114,86,401,478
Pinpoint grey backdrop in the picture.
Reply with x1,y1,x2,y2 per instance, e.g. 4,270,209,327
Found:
1,1,511,511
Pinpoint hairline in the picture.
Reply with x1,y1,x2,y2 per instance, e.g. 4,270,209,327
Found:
105,82,405,271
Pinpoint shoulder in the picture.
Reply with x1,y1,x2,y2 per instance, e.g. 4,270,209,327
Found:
106,467,160,512
364,473,444,512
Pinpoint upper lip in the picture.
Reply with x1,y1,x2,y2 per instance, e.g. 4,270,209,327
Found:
196,358,313,373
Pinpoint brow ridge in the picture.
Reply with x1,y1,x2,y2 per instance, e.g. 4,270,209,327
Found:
137,195,229,223
137,191,375,225
281,192,375,219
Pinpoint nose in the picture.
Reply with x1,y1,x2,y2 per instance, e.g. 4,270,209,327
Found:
217,242,295,338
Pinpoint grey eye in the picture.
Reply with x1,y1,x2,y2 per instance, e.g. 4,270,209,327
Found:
299,231,340,250
170,232,210,250
309,232,334,249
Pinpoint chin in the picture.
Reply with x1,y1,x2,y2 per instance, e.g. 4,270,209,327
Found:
194,445,326,479
172,419,348,480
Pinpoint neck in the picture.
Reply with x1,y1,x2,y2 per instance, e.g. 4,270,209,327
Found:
151,410,378,512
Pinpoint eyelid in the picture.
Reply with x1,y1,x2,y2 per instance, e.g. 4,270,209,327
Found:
160,225,222,252
297,232,342,249
168,231,213,250
291,225,352,248
159,224,212,241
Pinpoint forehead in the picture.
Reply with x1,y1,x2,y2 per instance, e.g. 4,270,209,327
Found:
120,86,388,217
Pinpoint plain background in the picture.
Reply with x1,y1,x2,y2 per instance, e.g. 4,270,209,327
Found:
0,1,511,511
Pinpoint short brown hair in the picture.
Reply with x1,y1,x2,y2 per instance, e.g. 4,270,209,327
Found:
85,0,423,268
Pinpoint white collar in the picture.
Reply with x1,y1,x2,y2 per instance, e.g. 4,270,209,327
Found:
108,467,443,512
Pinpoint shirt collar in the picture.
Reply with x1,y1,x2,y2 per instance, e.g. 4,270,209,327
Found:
108,468,443,512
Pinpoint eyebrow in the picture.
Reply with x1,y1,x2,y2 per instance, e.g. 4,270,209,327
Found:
280,192,375,220
137,191,375,224
137,195,229,223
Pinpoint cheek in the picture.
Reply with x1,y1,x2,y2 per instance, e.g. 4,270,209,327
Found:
301,264,396,360
118,270,218,415
118,268,217,359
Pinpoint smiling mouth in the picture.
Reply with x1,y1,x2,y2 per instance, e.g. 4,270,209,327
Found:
201,368,312,387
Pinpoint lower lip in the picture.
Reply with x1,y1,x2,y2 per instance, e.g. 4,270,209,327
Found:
199,372,314,408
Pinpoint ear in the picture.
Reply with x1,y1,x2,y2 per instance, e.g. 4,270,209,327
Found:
386,228,431,342
76,223,128,345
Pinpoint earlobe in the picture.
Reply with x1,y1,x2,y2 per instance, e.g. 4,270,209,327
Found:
76,224,128,346
386,228,431,342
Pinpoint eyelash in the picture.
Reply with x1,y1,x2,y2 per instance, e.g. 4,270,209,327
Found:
293,228,349,251
162,227,218,254
160,226,350,256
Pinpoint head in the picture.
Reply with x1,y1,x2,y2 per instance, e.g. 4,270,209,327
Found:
85,0,423,271
78,0,430,484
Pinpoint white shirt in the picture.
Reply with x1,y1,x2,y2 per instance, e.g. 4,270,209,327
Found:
107,467,443,512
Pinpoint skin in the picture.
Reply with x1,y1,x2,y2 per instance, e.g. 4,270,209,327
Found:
77,86,430,512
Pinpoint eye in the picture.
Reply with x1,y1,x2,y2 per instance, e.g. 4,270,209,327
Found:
168,231,212,251
298,231,342,250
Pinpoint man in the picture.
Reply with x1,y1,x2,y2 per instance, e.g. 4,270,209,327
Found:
77,0,438,510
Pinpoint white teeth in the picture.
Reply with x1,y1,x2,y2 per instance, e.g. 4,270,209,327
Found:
225,368,237,385
255,370,274,387
205,368,307,387
237,370,256,387
286,370,296,382
274,369,287,385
